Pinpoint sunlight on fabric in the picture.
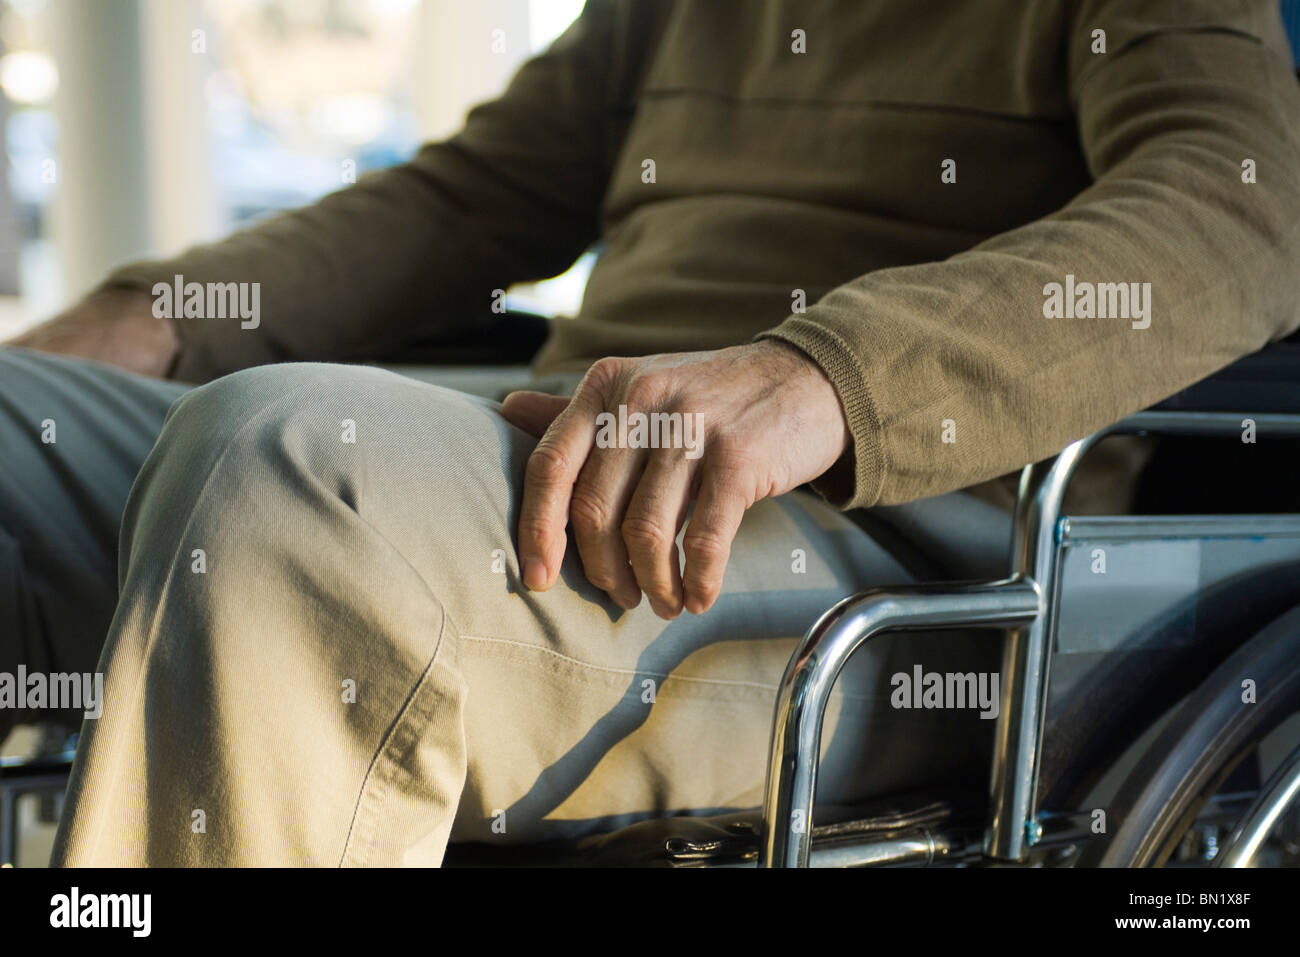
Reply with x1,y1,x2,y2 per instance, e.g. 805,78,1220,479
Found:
529,0,586,52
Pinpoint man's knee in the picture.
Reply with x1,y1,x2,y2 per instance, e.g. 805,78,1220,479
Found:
152,363,424,483
137,362,517,548
113,362,464,684
159,362,395,449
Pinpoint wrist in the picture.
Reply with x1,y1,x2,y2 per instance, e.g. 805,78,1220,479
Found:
753,337,852,457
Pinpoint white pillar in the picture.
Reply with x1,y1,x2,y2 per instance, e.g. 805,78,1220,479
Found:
140,0,221,257
48,0,152,303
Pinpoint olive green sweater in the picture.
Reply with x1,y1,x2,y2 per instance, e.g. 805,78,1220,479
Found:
105,0,1300,510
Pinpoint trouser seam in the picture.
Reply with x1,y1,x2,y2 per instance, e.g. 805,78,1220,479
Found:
461,633,884,704
339,610,456,867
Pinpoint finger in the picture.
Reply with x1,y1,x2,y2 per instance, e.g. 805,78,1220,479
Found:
500,391,570,439
571,443,646,610
623,449,696,619
680,468,747,615
518,386,605,591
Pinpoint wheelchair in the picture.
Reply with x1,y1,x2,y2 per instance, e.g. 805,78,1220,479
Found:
4,326,1300,869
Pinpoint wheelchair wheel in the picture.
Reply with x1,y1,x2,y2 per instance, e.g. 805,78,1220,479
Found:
1088,601,1300,867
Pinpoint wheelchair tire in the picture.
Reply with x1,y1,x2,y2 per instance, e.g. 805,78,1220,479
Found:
1087,601,1300,867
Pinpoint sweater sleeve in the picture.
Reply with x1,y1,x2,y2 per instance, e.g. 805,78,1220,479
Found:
101,0,622,383
758,0,1300,509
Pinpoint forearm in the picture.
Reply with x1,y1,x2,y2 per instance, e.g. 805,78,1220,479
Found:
99,156,524,381
761,18,1300,509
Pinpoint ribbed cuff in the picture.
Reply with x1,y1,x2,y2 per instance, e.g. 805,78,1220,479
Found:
755,316,886,510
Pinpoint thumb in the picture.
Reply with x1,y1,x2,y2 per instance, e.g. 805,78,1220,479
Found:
500,390,572,438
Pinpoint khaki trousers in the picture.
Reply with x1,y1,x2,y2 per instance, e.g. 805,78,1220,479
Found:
0,348,1010,865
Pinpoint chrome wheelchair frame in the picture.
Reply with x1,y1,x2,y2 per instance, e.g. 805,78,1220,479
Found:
0,742,75,866
759,409,1300,868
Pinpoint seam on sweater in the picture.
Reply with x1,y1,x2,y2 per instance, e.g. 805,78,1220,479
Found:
637,86,1075,124
1071,24,1270,102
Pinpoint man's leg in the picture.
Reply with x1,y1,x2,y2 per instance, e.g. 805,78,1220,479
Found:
0,348,187,740
52,362,1008,865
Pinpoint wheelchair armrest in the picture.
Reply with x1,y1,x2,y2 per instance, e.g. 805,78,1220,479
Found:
383,364,537,401
368,309,552,367
367,308,551,400
1154,336,1300,414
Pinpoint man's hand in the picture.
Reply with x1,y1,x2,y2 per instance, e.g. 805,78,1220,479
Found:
501,340,851,619
5,288,180,378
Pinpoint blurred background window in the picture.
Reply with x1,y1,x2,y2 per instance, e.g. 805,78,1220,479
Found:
0,0,587,339
201,0,426,228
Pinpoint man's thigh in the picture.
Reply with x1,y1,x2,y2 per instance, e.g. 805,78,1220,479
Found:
270,370,1011,845
0,347,187,734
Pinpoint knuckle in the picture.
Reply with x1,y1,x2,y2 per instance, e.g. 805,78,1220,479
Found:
517,513,557,543
706,447,763,505
584,357,624,394
569,488,615,534
527,442,572,483
623,372,666,408
683,527,731,565
621,514,672,554
710,437,755,473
